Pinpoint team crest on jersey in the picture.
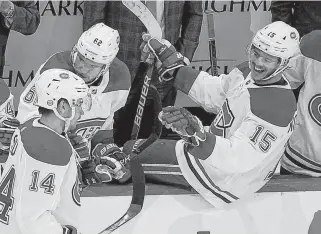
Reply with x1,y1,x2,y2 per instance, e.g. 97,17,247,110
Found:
75,118,106,140
211,101,235,137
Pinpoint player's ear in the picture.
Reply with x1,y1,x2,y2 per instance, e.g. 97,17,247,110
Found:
56,99,71,118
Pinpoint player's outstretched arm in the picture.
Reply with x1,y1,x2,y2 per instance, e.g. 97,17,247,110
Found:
141,36,244,114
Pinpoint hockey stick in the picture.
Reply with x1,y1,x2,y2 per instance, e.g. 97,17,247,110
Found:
98,86,162,234
130,66,153,140
122,0,163,140
205,0,218,76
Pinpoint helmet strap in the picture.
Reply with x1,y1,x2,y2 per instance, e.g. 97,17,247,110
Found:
53,107,76,133
261,59,289,81
86,64,108,86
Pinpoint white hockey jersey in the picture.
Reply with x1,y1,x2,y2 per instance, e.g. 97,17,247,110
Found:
174,63,297,208
0,78,15,172
281,31,321,176
0,78,15,119
16,51,131,148
0,118,82,234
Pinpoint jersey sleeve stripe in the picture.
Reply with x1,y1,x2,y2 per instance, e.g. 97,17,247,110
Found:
194,156,239,200
175,67,201,95
188,132,217,160
283,143,321,173
284,149,321,174
288,142,321,167
183,148,238,204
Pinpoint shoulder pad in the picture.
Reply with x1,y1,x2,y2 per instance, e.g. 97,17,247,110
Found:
40,51,74,74
103,58,131,93
0,79,10,106
249,87,297,127
236,61,250,78
300,30,321,62
21,120,73,166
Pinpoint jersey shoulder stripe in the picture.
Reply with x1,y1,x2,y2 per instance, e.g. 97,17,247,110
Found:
103,57,131,93
40,51,74,75
236,61,250,78
20,119,73,166
249,87,297,127
175,67,201,94
300,30,321,62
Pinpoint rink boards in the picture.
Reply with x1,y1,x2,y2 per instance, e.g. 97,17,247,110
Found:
80,175,321,234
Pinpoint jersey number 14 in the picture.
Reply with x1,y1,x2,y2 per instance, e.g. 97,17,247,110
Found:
0,168,56,225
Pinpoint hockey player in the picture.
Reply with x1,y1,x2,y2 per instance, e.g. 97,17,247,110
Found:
134,21,299,208
16,23,132,182
280,30,321,176
0,69,92,234
0,78,19,174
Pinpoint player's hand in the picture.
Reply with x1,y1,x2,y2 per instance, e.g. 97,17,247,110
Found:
141,33,186,82
79,157,113,186
140,33,156,64
0,117,20,163
158,106,206,146
92,143,132,183
68,132,90,161
63,225,80,234
0,1,13,15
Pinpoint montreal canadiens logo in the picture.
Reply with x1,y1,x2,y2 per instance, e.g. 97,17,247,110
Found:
47,100,54,106
290,32,297,39
59,73,69,79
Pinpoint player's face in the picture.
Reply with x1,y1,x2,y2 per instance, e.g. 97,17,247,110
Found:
73,53,105,84
249,46,280,83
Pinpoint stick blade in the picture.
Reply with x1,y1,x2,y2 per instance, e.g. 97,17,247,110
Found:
122,0,162,39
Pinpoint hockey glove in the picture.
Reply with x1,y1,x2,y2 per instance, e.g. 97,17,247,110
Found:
0,117,20,163
140,33,156,65
62,225,80,234
79,157,113,186
68,132,91,161
141,33,186,82
158,106,206,146
91,143,132,183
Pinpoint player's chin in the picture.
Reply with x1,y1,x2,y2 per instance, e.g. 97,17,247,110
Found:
80,74,96,84
251,71,267,82
74,70,89,81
